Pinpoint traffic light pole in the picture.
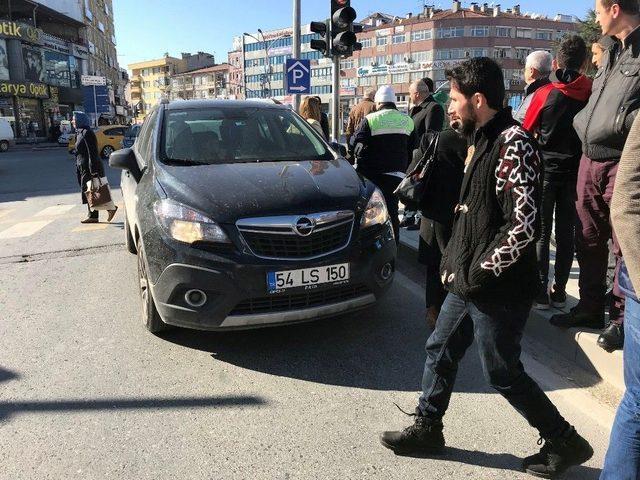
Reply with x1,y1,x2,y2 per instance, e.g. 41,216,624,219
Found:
331,55,340,142
292,0,301,113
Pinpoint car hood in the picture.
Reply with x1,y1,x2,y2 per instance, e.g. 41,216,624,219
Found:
155,159,367,223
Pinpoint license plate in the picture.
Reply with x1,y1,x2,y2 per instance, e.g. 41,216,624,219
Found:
267,263,350,292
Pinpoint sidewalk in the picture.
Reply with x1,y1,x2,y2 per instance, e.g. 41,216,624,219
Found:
11,141,66,152
398,227,624,394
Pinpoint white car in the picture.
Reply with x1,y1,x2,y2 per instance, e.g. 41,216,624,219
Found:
0,118,15,152
57,132,74,146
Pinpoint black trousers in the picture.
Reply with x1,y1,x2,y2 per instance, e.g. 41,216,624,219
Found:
419,219,452,309
366,173,401,244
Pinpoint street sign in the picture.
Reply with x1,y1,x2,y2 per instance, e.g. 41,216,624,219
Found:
285,59,310,95
81,75,106,86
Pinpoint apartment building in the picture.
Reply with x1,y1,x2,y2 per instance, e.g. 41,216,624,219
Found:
170,64,230,101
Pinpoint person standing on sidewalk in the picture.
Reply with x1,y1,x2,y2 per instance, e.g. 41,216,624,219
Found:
379,58,593,478
351,85,414,242
345,88,377,148
513,51,553,124
551,0,640,353
522,35,592,310
603,112,640,480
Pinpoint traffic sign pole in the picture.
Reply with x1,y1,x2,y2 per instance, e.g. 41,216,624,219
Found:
331,56,340,142
292,0,301,113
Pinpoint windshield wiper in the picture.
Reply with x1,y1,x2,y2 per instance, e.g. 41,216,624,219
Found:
162,158,210,166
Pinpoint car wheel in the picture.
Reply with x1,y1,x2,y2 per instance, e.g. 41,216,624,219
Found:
137,244,170,334
101,145,115,159
124,209,137,255
0,140,9,152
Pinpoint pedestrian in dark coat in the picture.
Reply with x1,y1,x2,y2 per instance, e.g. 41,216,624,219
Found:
73,111,117,223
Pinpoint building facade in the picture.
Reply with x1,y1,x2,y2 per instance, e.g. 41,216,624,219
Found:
170,64,230,101
230,1,577,124
129,56,186,120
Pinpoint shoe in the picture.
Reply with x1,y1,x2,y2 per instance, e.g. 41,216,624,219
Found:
380,409,445,456
533,291,550,310
597,323,624,352
523,427,593,479
107,205,118,223
549,305,604,329
80,215,99,224
549,286,566,309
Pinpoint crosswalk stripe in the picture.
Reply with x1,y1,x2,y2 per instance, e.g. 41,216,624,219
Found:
72,223,109,232
34,205,76,217
0,220,54,239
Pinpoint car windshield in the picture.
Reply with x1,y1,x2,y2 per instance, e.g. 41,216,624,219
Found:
160,106,333,165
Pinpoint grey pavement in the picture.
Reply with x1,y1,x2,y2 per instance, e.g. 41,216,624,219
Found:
0,149,614,479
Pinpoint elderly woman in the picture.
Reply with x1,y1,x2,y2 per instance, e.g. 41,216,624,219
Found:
73,111,117,224
299,96,326,139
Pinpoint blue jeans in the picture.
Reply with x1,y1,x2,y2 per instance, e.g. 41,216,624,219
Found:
418,293,569,438
601,296,640,480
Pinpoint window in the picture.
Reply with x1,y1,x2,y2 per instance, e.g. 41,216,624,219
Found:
98,21,105,33
392,73,408,83
515,48,531,59
536,30,553,40
392,34,406,44
340,59,354,69
470,26,489,37
392,53,404,64
412,51,429,62
516,28,532,39
494,47,511,59
84,0,93,20
436,27,464,39
360,38,372,48
312,67,332,78
496,27,511,37
376,36,388,46
311,85,332,94
435,49,464,60
376,55,386,65
411,29,432,41
359,57,372,67
410,71,427,81
359,76,372,86
469,48,487,58
44,51,71,88
136,108,158,165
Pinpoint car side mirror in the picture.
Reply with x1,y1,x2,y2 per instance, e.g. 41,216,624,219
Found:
330,141,347,157
109,147,142,182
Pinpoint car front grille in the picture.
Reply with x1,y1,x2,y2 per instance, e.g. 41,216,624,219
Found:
236,211,354,260
229,284,371,316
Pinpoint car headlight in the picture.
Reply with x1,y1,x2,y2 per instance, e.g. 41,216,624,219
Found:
360,188,389,229
153,199,230,244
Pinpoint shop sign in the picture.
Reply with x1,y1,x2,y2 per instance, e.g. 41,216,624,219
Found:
376,28,392,37
339,87,356,96
81,75,106,86
268,45,292,56
0,21,41,44
72,44,89,59
0,81,48,98
41,34,70,55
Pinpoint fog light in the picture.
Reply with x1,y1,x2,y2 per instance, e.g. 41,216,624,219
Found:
185,289,207,308
380,263,393,281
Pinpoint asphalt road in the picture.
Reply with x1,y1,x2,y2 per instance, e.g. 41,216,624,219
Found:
0,148,613,479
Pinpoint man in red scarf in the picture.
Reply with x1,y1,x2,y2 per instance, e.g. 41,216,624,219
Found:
523,35,592,311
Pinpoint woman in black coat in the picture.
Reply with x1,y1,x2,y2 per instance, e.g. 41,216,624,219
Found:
73,111,117,223
416,128,468,328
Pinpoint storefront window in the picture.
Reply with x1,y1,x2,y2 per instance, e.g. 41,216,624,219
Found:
17,97,45,137
44,51,71,88
69,56,81,88
23,46,45,83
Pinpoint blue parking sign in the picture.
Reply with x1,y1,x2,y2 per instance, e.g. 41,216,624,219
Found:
285,59,311,95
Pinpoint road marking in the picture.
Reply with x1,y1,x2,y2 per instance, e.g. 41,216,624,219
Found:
0,209,14,220
0,220,53,239
34,205,76,217
72,223,109,232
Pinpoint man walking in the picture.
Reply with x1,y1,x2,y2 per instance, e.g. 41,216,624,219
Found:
379,58,593,478
345,88,376,147
551,0,640,353
523,36,592,310
351,85,414,242
513,50,553,124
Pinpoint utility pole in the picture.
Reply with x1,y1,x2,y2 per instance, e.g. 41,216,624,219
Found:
292,0,301,113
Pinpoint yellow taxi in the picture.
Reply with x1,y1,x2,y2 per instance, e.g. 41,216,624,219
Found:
68,125,127,158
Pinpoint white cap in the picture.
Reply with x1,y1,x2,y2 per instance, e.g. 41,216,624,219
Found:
374,85,395,104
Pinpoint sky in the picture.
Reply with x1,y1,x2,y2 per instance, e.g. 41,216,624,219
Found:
113,0,592,69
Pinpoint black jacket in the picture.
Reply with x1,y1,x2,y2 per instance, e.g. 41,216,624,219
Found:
523,69,592,178
440,108,542,303
574,27,640,160
320,112,330,139
75,128,104,203
410,96,444,143
351,105,414,177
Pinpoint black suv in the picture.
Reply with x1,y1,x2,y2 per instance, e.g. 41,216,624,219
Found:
110,100,396,333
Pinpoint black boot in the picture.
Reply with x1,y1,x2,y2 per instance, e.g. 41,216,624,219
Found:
549,304,604,329
523,427,593,479
597,323,624,352
380,409,445,456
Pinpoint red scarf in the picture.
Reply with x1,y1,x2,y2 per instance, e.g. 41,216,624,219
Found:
523,74,593,132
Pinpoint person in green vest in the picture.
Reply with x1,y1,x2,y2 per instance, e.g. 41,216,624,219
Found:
351,85,415,242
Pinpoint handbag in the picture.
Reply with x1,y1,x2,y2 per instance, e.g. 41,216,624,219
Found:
394,132,440,205
85,176,114,210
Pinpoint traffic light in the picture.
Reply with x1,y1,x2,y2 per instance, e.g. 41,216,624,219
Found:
331,0,359,57
310,20,331,57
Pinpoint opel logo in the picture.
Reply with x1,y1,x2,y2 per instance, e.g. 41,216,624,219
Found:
294,217,315,237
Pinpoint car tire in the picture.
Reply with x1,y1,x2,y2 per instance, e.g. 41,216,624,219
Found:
101,145,114,159
0,140,9,152
124,209,137,255
137,244,170,334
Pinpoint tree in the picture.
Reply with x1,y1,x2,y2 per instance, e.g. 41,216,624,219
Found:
579,9,601,45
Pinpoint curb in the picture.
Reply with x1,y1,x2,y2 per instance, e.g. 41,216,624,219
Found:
397,234,624,394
